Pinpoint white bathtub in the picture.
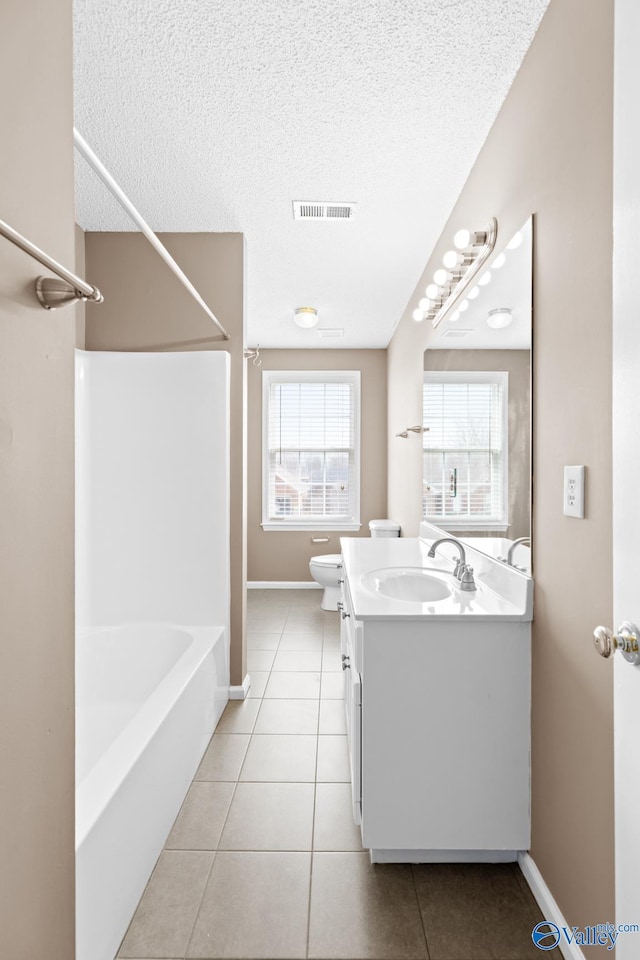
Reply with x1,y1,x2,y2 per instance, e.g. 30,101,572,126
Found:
76,623,228,960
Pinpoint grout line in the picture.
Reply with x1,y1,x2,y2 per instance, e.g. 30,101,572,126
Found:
181,686,260,958
186,593,334,960
247,617,283,711
183,602,284,960
306,839,315,959
306,667,321,959
410,864,432,960
181,850,219,959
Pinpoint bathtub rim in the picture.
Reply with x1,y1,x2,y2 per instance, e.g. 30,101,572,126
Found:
75,622,227,850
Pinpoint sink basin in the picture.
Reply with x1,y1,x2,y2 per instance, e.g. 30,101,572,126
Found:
361,567,452,603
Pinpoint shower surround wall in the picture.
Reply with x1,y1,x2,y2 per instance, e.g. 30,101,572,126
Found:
83,231,247,687
75,349,230,960
75,350,230,630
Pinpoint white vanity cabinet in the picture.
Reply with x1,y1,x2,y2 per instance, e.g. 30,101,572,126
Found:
339,578,363,826
339,535,532,864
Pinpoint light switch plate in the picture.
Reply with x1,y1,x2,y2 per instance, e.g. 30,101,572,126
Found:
564,465,585,518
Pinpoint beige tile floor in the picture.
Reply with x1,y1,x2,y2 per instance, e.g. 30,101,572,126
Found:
118,589,555,960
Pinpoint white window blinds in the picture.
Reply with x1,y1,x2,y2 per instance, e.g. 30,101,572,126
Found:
263,371,360,530
423,371,508,528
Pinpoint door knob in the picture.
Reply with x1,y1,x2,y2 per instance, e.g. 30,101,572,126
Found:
593,621,640,665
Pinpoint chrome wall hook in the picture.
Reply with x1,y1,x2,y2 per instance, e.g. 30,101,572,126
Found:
396,425,428,438
244,345,261,366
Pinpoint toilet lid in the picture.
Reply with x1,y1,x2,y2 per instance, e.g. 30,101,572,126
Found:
369,519,401,531
310,554,343,567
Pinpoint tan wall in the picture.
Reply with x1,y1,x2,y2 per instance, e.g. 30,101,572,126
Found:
0,1,77,955
248,349,387,581
84,232,247,685
75,224,86,347
388,0,614,937
424,349,531,540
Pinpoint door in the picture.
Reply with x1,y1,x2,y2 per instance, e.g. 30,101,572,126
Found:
613,1,640,952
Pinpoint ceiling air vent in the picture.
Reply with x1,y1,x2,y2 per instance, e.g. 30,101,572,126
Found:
441,328,472,338
293,201,357,221
319,328,345,338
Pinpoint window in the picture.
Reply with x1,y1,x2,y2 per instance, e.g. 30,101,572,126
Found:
423,371,508,530
262,371,361,531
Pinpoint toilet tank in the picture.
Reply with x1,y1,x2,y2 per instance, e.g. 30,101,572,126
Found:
369,519,401,538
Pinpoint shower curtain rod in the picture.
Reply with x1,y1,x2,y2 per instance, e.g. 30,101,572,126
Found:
73,128,230,341
0,216,104,309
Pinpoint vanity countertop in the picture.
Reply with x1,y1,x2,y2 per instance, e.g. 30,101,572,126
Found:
340,534,533,622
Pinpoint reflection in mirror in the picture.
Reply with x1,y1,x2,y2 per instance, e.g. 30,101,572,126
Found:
423,217,532,574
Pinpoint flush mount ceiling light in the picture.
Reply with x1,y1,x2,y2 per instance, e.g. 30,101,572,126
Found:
294,306,319,328
411,219,498,328
487,307,513,329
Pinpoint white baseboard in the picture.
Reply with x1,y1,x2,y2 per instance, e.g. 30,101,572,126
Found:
518,853,586,960
247,581,322,589
229,674,251,700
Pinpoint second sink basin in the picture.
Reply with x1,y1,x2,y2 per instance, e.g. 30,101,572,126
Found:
361,567,452,602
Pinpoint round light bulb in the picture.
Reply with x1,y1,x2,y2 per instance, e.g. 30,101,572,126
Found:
449,309,461,323
458,299,469,313
294,306,319,328
467,286,480,300
425,283,440,300
418,297,433,312
433,268,448,286
507,231,523,250
478,271,492,286
493,252,507,269
454,228,471,250
487,307,513,329
412,308,425,322
443,250,459,269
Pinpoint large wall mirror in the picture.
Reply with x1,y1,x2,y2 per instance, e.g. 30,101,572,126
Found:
423,217,532,573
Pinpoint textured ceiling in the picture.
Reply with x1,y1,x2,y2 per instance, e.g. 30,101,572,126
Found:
73,0,550,348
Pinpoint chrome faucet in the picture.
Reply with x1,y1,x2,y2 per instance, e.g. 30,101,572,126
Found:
427,537,476,591
506,536,530,566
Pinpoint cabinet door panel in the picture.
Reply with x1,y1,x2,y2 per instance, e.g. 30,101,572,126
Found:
348,671,362,825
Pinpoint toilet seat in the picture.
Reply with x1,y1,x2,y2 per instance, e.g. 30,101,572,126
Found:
310,554,342,567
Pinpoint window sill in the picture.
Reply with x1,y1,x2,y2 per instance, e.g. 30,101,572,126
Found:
261,521,362,533
425,518,509,533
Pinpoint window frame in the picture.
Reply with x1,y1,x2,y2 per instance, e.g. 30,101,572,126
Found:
261,370,361,532
422,369,509,532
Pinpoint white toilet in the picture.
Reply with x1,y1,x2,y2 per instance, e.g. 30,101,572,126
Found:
309,519,400,610
367,519,402,539
308,554,344,611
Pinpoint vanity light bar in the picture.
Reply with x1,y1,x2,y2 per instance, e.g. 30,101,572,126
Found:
411,218,498,329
